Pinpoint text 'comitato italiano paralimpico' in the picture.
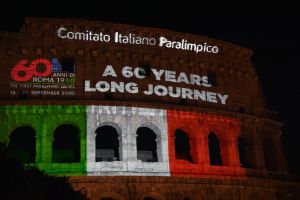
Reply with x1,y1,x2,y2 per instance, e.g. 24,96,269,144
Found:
57,27,219,54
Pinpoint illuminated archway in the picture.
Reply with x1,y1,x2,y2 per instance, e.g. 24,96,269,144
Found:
52,124,80,163
175,129,193,163
208,132,222,166
95,126,120,162
136,127,158,162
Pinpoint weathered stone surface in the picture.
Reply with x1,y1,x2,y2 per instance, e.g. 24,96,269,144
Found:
87,106,170,176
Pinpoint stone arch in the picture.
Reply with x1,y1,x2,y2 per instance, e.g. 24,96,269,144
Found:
136,122,163,162
95,121,123,161
207,124,239,166
248,192,260,200
174,129,193,163
208,132,222,166
99,191,124,200
52,124,80,163
95,124,121,162
6,120,39,142
238,126,256,169
172,123,192,138
135,121,161,139
50,120,82,138
49,120,82,161
136,127,158,162
8,125,36,163
140,192,166,200
97,121,122,139
206,125,228,142
238,137,255,168
263,138,278,171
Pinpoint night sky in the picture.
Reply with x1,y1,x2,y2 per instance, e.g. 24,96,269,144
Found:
1,6,299,175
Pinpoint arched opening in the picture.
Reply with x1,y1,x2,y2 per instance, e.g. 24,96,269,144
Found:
263,139,277,171
8,126,36,163
52,124,80,163
208,132,222,166
143,197,155,200
136,127,158,162
238,137,250,168
175,129,193,163
95,126,120,162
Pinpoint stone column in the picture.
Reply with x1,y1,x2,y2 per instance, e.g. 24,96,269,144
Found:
227,136,240,167
169,135,176,163
189,139,198,163
197,128,210,165
34,120,42,163
126,116,137,162
40,116,51,163
253,126,266,170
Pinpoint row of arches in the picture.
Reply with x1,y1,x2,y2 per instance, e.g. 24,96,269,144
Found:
95,126,158,162
175,130,249,167
8,124,80,163
6,124,159,164
7,124,278,171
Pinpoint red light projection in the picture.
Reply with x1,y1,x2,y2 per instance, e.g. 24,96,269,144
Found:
11,59,52,81
167,110,246,177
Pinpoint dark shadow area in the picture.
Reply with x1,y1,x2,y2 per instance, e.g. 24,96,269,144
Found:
263,139,278,171
143,197,155,200
0,142,86,200
95,126,120,161
8,126,36,163
238,137,250,168
136,127,158,162
52,124,80,163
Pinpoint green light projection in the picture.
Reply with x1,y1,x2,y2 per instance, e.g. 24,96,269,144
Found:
0,105,86,175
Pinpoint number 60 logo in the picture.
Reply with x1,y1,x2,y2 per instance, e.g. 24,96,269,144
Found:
11,59,52,82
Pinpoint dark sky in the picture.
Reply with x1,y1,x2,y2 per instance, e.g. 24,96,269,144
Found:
1,6,299,174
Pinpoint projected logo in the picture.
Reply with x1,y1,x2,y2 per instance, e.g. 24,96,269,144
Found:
11,58,75,82
9,58,76,97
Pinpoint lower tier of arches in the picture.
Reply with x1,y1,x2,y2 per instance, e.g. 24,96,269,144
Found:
0,105,287,177
70,176,300,200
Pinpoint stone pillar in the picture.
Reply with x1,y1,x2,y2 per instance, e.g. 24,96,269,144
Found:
169,135,176,163
197,129,210,165
160,133,169,163
189,139,198,163
86,113,96,164
40,116,51,163
126,120,137,162
35,123,42,163
253,126,266,170
227,136,241,167
120,123,128,162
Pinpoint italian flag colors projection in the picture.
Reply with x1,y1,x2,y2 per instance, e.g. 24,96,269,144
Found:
0,105,242,176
